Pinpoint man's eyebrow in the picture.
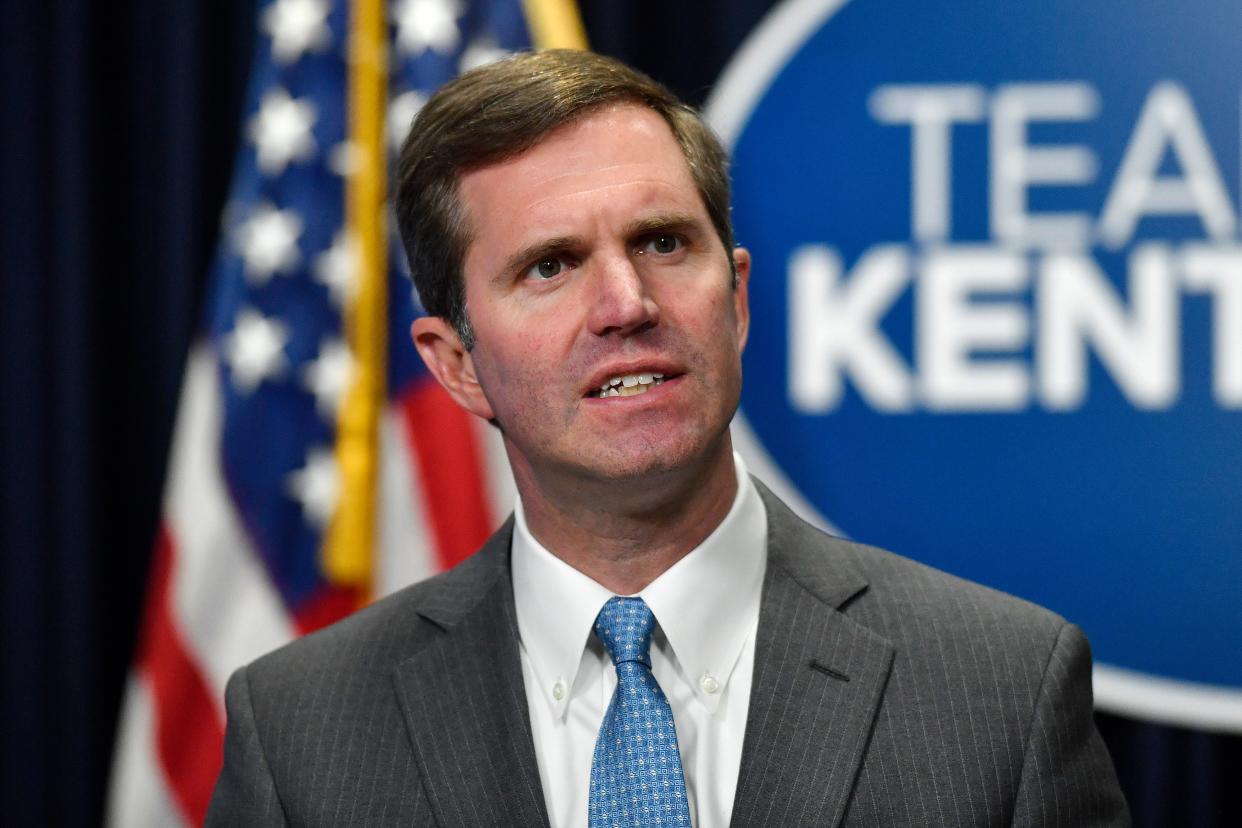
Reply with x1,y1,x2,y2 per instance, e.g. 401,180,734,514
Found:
497,235,582,283
626,212,702,237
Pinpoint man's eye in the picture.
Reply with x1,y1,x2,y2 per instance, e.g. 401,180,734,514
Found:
525,256,566,280
640,234,683,255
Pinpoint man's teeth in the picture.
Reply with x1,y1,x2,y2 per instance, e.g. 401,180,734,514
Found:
595,372,665,398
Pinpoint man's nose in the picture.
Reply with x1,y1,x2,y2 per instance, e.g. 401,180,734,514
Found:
586,253,659,337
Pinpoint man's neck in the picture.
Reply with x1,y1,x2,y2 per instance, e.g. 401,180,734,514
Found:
514,444,739,595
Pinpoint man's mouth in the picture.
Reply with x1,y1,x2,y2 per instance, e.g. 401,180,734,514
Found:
589,372,666,398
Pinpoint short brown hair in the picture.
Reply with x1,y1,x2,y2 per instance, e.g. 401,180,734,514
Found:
393,49,735,349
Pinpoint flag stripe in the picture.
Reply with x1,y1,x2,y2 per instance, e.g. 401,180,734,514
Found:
398,381,494,569
377,404,440,596
167,348,296,704
143,526,226,825
105,677,184,828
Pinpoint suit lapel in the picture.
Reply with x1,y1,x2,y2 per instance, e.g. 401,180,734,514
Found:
730,484,896,828
391,524,551,828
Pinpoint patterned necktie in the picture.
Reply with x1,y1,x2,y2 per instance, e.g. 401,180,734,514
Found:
588,596,692,827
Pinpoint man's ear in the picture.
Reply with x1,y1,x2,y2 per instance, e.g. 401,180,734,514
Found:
410,316,496,420
732,246,752,351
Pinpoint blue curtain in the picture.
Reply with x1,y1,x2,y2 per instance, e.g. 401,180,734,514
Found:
0,0,252,823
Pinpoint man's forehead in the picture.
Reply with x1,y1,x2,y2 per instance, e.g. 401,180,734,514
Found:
459,104,694,201
455,103,704,253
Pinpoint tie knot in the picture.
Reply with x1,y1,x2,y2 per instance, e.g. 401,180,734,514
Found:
594,596,655,667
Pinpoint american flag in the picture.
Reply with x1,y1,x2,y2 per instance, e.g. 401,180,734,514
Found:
106,1,585,823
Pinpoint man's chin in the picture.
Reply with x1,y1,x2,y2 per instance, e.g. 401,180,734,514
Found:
569,429,728,491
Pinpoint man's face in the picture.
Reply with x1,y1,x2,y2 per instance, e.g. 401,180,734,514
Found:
427,103,749,491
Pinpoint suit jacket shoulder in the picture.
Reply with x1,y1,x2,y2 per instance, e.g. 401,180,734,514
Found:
247,522,509,685
207,518,551,827
735,480,1129,826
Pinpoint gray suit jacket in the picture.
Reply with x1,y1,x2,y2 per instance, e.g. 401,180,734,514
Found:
207,481,1129,826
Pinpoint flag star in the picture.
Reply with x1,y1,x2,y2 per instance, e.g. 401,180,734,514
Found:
387,89,426,151
261,0,332,64
393,0,462,57
458,36,510,73
248,87,318,175
286,447,340,528
313,230,359,307
238,203,303,282
222,308,290,393
302,338,355,418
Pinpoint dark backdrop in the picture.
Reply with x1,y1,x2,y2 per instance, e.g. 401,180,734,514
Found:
0,1,1238,825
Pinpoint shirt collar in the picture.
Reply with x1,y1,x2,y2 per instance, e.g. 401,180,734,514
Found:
512,499,614,718
511,453,767,718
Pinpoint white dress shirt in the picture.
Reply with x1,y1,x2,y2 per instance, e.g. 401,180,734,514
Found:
511,454,767,828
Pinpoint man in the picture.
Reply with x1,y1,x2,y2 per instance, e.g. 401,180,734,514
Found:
208,50,1128,826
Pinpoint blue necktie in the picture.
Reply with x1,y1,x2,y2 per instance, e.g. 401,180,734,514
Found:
588,597,692,827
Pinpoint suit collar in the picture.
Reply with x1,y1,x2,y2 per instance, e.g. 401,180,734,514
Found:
730,482,895,828
408,516,516,628
755,478,870,611
391,518,552,828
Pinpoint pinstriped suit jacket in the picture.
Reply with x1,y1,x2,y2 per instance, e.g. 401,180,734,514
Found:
207,480,1129,826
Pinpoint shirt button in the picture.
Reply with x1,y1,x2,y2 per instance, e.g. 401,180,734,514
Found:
552,680,566,701
700,673,720,694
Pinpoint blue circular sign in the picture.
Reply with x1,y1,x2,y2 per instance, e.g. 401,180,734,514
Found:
710,0,1242,730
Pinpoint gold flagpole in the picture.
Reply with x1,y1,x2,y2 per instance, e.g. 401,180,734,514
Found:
325,0,388,591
